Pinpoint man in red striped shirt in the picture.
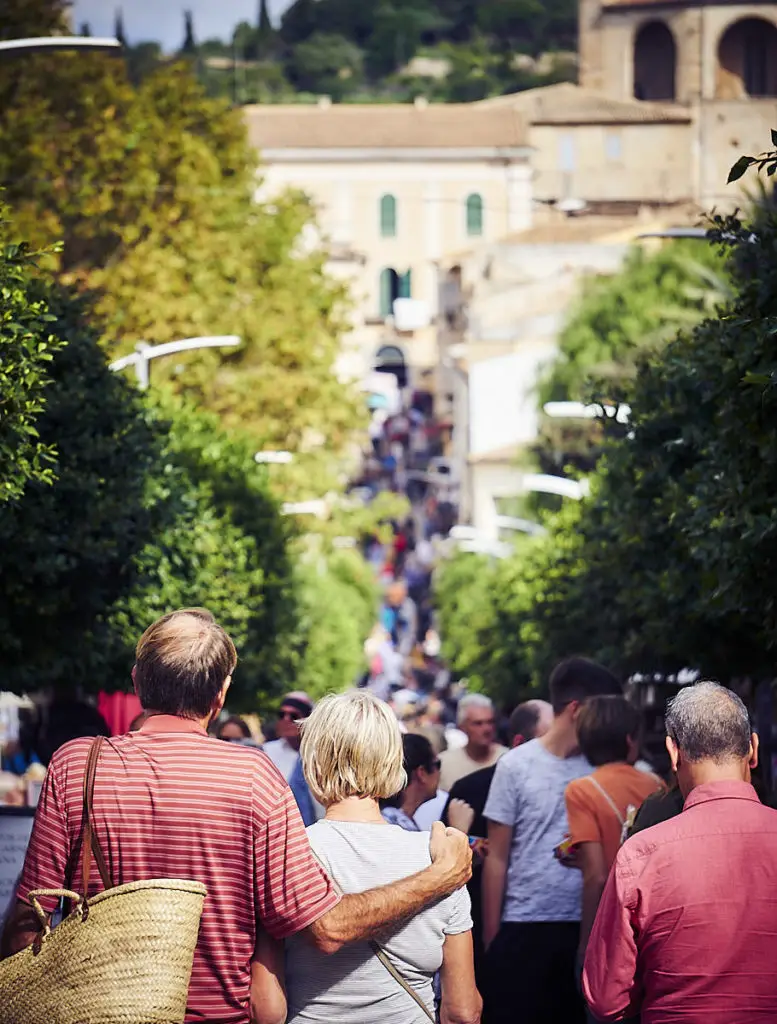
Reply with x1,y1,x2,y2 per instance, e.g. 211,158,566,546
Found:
2,608,471,1024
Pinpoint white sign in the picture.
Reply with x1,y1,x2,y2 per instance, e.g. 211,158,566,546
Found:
0,810,34,921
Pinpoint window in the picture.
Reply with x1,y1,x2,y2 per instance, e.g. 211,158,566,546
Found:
380,194,397,237
605,131,623,162
398,269,412,299
466,193,484,237
558,134,576,173
379,268,400,318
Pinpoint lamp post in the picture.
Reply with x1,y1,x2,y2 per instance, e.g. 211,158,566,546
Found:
543,400,631,425
0,37,122,55
520,473,590,501
109,336,241,389
254,451,294,465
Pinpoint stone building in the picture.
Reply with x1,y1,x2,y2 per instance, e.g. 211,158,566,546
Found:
478,83,694,210
578,0,777,206
244,99,532,384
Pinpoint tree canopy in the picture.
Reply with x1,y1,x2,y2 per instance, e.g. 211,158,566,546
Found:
0,214,65,502
0,49,364,503
438,145,777,697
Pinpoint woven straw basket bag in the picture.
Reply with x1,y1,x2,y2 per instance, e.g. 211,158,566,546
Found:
0,737,207,1024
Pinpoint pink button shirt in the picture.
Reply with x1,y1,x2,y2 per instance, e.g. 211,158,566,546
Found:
584,780,777,1023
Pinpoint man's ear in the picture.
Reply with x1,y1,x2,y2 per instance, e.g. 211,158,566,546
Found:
749,732,760,771
511,734,524,748
666,735,680,774
131,664,139,697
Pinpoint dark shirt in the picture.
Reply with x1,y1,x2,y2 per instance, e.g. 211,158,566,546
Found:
443,764,495,839
627,784,684,837
442,764,496,983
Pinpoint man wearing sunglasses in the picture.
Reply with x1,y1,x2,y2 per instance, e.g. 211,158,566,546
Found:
263,692,317,825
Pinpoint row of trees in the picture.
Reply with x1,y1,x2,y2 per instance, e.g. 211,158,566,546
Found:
436,145,777,698
106,0,576,105
0,4,382,706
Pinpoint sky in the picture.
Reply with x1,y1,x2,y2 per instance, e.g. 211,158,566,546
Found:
71,0,294,51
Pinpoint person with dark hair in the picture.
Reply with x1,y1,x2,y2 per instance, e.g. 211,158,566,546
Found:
584,681,777,1024
482,658,623,1024
382,733,442,831
3,609,474,1023
564,697,664,970
263,692,317,826
217,715,253,742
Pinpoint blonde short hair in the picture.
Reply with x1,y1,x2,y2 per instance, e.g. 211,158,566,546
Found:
300,691,406,806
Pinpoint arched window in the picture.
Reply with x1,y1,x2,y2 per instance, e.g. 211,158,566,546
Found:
466,193,484,237
633,22,676,101
380,194,397,237
717,18,777,98
379,268,400,319
375,345,408,388
398,269,412,299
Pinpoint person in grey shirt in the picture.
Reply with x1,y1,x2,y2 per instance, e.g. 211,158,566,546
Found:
482,658,621,1024
253,690,481,1024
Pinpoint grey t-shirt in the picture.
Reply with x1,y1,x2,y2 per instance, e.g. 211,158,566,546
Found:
484,738,592,923
285,819,472,1024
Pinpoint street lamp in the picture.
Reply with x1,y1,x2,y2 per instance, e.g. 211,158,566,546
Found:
109,336,241,389
281,499,328,518
520,473,590,501
0,37,122,55
254,451,294,465
543,400,631,425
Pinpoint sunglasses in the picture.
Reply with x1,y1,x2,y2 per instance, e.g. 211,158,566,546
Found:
278,710,300,721
428,758,441,772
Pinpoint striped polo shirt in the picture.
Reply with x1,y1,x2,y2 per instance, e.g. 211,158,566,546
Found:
17,715,340,1024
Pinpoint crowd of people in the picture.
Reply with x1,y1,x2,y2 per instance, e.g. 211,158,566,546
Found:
4,395,777,1023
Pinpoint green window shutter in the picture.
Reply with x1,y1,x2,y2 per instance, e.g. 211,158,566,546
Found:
466,193,484,237
398,269,412,299
379,268,395,318
380,194,397,237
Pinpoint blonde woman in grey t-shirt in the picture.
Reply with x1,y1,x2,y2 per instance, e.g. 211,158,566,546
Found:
251,690,481,1024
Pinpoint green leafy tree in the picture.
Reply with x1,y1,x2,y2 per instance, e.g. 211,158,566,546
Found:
0,213,65,502
182,10,197,54
0,0,68,38
0,54,364,501
114,8,127,47
287,32,365,99
464,139,777,690
290,548,378,699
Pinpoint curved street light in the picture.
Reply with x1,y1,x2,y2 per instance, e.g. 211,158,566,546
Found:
109,336,241,389
0,37,122,55
520,473,590,501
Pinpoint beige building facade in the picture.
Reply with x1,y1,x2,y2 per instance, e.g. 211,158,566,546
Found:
245,101,532,384
479,83,694,208
578,0,777,207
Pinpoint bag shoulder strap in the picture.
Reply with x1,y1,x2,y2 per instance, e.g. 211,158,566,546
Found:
585,775,625,827
370,941,435,1023
81,736,113,894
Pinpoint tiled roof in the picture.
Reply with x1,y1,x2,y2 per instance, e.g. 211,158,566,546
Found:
244,102,529,151
477,82,691,125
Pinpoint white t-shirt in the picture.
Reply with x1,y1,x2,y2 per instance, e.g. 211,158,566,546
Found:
484,738,592,923
285,820,472,1024
414,790,449,831
262,737,299,781
439,743,507,793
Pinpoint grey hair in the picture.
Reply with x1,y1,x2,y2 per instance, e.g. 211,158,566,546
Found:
457,693,494,726
665,681,751,763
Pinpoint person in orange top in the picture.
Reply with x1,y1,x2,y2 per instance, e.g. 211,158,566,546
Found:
565,696,664,962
